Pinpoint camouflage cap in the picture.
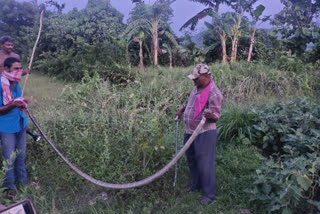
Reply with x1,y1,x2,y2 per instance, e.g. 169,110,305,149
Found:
187,64,211,80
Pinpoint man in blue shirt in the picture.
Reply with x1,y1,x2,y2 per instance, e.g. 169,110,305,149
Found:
0,36,41,142
0,57,29,198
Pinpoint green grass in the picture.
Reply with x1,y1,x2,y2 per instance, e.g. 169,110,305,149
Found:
21,72,66,111
1,62,317,213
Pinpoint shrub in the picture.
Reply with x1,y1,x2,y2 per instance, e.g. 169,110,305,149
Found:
35,41,132,83
33,0,129,83
252,97,320,157
248,98,320,213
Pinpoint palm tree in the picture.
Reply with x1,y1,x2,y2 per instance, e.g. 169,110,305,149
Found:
132,31,146,69
162,34,179,68
175,35,201,65
180,1,233,64
124,0,177,67
180,0,233,31
229,13,243,63
204,12,234,64
247,5,269,62
181,0,258,64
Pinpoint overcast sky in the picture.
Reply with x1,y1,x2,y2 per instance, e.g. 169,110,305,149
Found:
22,0,284,36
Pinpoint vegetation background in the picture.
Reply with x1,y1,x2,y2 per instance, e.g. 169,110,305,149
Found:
0,0,320,213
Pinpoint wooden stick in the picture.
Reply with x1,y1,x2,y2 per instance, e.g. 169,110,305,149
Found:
21,10,44,97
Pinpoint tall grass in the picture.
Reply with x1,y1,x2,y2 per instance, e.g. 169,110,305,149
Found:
211,61,313,103
3,62,318,213
217,104,255,144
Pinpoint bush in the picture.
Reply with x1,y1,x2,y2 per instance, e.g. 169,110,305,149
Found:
247,98,320,213
252,97,320,157
35,40,131,83
33,0,129,82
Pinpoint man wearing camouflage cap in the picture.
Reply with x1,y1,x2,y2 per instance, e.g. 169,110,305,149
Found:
176,64,223,205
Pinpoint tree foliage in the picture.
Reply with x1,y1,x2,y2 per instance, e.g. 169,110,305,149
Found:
124,0,177,66
179,0,235,31
35,0,129,82
0,0,39,60
271,0,320,56
246,4,270,62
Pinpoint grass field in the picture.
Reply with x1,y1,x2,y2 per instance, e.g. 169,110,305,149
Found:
2,63,318,213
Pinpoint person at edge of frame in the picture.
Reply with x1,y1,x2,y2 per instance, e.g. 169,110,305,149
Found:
0,36,41,142
0,57,30,199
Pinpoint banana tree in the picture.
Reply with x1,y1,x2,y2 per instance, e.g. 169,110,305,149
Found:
162,43,173,68
160,30,180,68
228,0,260,63
132,31,146,69
179,1,232,64
205,12,234,64
180,0,245,64
175,35,199,65
180,0,233,31
125,0,177,67
247,5,270,62
229,13,242,63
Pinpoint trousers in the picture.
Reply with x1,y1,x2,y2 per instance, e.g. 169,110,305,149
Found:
184,129,217,199
0,119,27,190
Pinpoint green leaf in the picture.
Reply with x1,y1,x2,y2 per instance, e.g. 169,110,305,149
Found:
272,145,278,151
290,185,302,196
254,5,265,18
263,136,269,142
309,168,316,174
282,208,293,214
302,27,309,35
279,190,287,199
297,176,312,191
242,138,250,145
270,204,281,211
263,184,271,194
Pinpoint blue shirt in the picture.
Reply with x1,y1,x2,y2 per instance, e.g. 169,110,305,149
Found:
0,76,28,133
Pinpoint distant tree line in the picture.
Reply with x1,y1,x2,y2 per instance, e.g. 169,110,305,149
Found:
0,0,319,81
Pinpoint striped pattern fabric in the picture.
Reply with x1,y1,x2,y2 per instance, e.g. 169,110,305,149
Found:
184,79,223,134
1,69,28,110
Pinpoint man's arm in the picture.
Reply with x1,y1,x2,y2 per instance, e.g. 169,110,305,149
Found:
12,53,31,76
0,101,24,115
22,68,31,76
175,106,186,119
205,89,223,122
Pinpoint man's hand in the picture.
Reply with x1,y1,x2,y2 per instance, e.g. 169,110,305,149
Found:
204,109,218,122
22,68,31,76
175,107,186,120
13,100,24,109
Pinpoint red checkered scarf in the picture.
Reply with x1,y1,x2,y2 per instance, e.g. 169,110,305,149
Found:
1,69,28,110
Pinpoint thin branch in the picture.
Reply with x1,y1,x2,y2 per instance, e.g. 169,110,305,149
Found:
22,10,44,97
